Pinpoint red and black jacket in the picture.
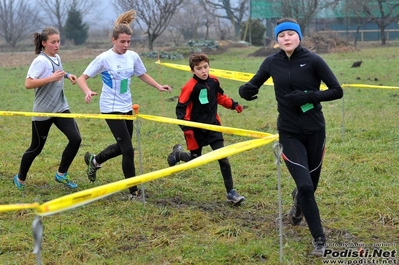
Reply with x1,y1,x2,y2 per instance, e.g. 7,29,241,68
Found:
176,74,238,149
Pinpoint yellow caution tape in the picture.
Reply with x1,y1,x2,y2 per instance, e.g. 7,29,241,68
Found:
137,114,273,139
0,111,273,139
0,106,279,215
156,61,274,86
157,61,399,91
342,84,399,90
0,202,40,212
35,134,278,216
0,111,137,120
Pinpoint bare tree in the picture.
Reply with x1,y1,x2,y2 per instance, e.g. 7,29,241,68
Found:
215,17,233,40
275,0,340,34
347,0,399,45
203,15,215,40
169,0,211,41
167,27,183,47
0,0,42,47
35,0,98,36
113,0,184,51
200,0,247,40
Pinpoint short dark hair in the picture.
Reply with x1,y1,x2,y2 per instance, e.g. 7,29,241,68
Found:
188,52,209,70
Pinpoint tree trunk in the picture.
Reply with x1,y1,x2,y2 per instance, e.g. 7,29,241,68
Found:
234,22,240,40
380,27,386,45
205,26,209,40
354,25,360,47
147,34,154,51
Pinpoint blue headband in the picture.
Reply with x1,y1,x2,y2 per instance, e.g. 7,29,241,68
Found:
274,22,302,41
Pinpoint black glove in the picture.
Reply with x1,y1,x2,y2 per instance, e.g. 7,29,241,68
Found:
284,90,315,107
231,101,243,113
239,82,259,101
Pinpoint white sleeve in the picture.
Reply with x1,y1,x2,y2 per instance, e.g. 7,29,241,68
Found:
131,52,147,76
83,54,108,78
26,57,51,79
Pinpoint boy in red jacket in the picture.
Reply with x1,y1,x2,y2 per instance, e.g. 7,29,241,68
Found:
167,52,245,205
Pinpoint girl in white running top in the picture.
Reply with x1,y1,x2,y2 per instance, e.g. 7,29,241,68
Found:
76,10,172,199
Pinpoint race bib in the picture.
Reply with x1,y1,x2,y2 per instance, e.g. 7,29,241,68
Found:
199,88,209,104
120,79,128,94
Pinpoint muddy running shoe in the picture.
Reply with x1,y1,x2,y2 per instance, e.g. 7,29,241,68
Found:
128,190,143,201
84,152,101,182
167,144,182,166
55,172,78,189
311,237,326,257
226,189,245,205
13,175,25,191
288,187,303,226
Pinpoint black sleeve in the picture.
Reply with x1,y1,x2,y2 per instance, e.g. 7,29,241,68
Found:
313,56,343,102
249,57,272,88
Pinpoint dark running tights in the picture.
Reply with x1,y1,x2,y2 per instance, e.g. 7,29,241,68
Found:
18,113,82,181
279,128,326,240
94,112,137,194
179,140,234,193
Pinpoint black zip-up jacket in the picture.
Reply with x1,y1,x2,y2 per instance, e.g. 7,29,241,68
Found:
176,74,238,147
249,45,343,134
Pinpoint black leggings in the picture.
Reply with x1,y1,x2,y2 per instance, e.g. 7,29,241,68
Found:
279,128,326,240
18,110,82,181
95,111,136,193
179,140,234,193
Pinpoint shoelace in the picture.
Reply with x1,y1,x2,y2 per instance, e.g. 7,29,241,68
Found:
88,163,98,174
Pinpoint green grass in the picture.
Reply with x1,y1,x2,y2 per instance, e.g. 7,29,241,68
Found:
0,45,398,265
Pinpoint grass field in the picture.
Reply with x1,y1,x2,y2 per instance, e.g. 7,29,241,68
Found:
0,45,398,265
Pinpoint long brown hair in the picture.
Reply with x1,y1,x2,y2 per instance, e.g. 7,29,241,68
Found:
33,27,59,54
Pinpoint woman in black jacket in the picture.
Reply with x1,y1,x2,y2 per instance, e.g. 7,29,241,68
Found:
239,18,343,256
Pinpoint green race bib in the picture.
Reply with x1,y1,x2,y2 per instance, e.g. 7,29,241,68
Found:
199,88,209,104
301,103,314,112
120,79,128,94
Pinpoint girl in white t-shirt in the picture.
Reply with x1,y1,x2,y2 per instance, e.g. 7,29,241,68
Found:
77,10,172,199
13,27,81,191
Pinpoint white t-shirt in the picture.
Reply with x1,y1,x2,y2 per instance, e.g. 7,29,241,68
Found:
83,49,147,113
27,53,69,121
